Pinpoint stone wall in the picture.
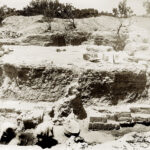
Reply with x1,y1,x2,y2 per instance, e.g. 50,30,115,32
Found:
89,106,150,131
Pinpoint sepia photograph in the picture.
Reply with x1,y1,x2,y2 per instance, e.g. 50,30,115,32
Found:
0,0,149,149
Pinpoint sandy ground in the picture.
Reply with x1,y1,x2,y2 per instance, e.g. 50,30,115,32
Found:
0,98,150,145
1,44,148,72
1,45,87,68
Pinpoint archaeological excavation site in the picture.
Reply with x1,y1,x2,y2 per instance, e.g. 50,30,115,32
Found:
0,0,150,149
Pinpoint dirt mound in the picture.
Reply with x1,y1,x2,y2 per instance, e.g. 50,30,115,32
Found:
0,15,121,46
1,15,49,36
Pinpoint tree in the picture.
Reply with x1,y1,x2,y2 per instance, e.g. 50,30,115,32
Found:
112,8,118,17
119,0,133,17
60,3,76,29
0,5,17,25
111,0,133,51
143,0,150,14
0,6,6,25
112,0,133,18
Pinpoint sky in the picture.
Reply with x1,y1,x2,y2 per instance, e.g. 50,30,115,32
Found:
0,0,147,15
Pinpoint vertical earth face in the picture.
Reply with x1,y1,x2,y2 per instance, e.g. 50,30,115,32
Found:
0,60,147,103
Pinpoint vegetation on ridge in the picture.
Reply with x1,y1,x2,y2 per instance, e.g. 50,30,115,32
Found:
0,0,135,25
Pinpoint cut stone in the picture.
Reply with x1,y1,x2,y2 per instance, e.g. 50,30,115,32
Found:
130,107,150,114
89,122,120,131
117,117,132,122
115,112,131,118
90,116,107,123
132,114,150,123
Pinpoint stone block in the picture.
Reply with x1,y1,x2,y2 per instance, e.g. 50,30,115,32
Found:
117,117,132,122
130,107,150,114
115,112,131,118
89,122,120,131
90,116,107,123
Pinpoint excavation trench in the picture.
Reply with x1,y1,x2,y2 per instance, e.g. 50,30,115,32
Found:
0,60,148,148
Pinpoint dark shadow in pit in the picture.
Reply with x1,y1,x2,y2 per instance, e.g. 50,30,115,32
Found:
0,128,16,144
18,132,36,146
70,95,87,120
36,135,58,149
138,122,150,126
120,122,136,128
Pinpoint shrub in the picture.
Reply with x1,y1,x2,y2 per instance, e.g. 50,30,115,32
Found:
74,8,99,18
113,34,127,51
99,11,114,17
65,31,90,45
112,20,129,51
18,0,99,19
